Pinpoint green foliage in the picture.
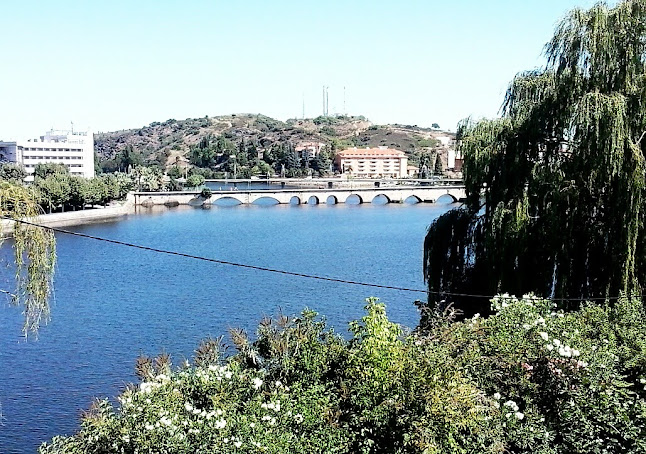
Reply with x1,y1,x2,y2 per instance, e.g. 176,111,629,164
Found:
433,152,443,176
0,163,27,183
167,178,183,191
34,174,71,212
424,0,646,314
200,187,212,199
40,295,646,452
133,166,163,191
0,182,56,334
33,163,68,179
251,161,272,177
417,138,439,148
167,165,183,179
33,173,133,211
117,145,143,172
186,174,205,189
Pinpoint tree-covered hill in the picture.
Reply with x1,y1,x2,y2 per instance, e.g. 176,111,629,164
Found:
94,114,455,173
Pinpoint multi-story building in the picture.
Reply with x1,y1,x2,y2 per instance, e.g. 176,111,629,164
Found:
0,129,95,181
335,146,408,178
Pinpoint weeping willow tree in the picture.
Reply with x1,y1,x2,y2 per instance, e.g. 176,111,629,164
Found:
0,181,56,334
424,0,646,318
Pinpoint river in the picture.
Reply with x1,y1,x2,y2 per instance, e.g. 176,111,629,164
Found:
0,199,456,452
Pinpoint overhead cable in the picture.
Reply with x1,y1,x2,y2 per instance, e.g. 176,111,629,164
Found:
5,217,642,303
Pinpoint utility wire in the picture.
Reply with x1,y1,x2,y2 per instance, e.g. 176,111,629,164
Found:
0,288,16,298
5,217,642,303
7,218,427,294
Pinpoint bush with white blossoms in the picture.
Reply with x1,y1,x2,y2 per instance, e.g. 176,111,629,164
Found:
41,296,646,453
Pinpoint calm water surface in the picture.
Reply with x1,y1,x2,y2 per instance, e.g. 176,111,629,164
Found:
0,201,455,452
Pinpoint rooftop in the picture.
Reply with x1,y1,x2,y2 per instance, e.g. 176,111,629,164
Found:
337,146,406,157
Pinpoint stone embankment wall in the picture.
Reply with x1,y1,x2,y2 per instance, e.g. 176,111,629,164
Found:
1,194,136,235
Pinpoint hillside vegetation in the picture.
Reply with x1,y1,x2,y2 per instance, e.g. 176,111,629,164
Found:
94,114,454,174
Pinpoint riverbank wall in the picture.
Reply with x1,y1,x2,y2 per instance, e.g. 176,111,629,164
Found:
1,195,135,234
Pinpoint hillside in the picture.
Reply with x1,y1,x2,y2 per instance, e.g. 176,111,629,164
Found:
94,114,456,175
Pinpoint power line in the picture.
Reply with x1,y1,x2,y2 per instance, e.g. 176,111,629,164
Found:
5,217,642,303
8,218,428,294
0,288,16,298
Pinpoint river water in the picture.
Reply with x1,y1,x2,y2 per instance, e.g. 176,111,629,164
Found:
0,199,456,452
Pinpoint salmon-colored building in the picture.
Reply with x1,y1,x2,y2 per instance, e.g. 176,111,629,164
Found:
335,146,408,178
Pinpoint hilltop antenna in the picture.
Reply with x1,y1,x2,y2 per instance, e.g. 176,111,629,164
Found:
322,85,330,117
302,92,305,120
343,86,346,116
326,86,329,116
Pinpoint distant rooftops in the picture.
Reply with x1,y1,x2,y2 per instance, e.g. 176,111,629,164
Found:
337,146,406,158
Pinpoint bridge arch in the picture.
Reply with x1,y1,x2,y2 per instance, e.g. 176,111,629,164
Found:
371,194,391,204
252,196,281,206
307,195,320,205
344,194,364,205
290,196,302,205
212,195,244,206
326,195,338,205
436,193,459,204
403,194,423,204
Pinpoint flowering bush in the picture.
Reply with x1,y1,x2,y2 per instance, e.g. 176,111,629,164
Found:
41,296,646,453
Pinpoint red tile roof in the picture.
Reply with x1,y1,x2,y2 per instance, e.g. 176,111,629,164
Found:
337,147,406,158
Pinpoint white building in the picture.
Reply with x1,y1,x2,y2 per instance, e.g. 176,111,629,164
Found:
0,128,95,181
335,147,409,178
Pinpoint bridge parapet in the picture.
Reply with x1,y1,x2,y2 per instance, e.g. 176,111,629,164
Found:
133,185,466,206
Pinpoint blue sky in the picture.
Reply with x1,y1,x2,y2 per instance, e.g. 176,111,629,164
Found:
1,0,608,139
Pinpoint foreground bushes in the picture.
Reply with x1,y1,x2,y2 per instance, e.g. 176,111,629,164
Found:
41,296,646,453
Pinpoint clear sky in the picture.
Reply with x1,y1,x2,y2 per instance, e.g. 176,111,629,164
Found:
0,0,610,139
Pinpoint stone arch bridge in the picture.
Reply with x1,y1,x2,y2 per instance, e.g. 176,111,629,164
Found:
134,185,466,207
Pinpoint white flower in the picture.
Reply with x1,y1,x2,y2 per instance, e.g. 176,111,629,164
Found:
250,422,256,428
234,441,242,448
552,339,561,347
523,324,532,330
558,346,571,358
184,402,193,412
515,412,524,420
214,419,227,429
572,349,580,357
504,400,519,412
493,392,501,400
545,344,554,351
539,332,549,341
275,380,283,387
252,377,263,390
294,413,304,423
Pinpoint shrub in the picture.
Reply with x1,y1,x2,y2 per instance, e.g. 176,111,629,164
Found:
41,296,646,453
